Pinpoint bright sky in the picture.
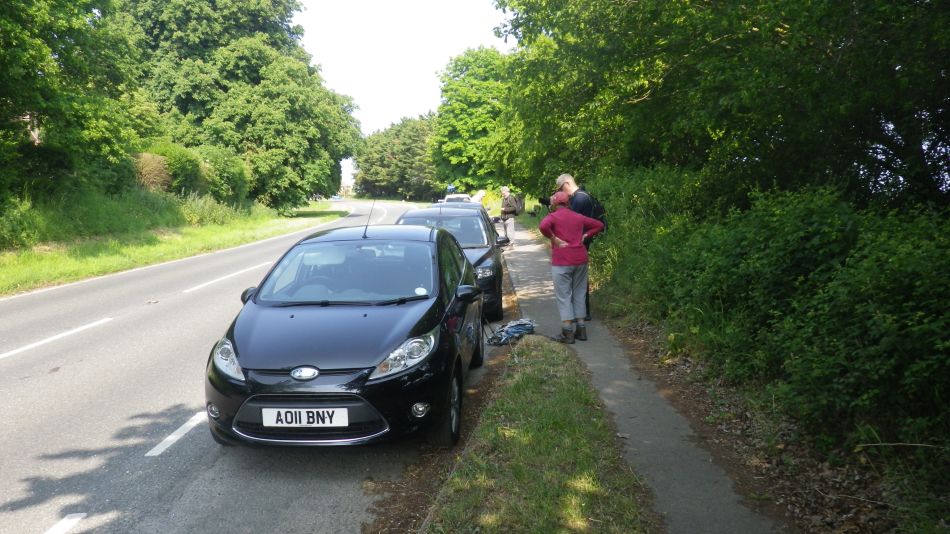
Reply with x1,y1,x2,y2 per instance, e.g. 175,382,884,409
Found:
294,0,513,185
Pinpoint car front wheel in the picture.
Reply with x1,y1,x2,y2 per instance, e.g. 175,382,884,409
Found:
486,287,504,321
470,320,485,368
428,363,462,447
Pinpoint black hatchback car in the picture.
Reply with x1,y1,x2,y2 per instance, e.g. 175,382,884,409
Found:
205,225,484,447
397,207,508,321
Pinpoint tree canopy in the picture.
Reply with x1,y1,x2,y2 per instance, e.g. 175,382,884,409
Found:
0,0,360,212
0,0,144,194
355,115,439,200
496,0,949,210
431,47,512,192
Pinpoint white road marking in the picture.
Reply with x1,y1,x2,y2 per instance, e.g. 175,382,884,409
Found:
182,262,271,293
0,318,113,361
44,513,86,534
145,412,206,456
370,205,389,224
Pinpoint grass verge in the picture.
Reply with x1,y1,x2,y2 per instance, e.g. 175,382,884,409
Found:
0,202,346,296
423,335,655,533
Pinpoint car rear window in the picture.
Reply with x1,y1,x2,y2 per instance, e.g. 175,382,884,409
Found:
399,216,488,247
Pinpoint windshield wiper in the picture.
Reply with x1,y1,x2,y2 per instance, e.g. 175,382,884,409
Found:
272,300,372,307
374,295,430,306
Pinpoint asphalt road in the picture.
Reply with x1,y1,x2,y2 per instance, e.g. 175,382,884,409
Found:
0,200,468,534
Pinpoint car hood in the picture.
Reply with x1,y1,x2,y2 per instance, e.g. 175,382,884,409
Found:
230,299,439,370
462,246,492,267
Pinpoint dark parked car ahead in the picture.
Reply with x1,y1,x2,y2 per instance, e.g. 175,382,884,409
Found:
397,207,508,321
205,225,484,447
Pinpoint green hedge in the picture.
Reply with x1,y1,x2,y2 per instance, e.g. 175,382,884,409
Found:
0,187,253,250
193,145,251,205
773,209,949,447
145,142,208,196
588,167,949,467
0,196,42,249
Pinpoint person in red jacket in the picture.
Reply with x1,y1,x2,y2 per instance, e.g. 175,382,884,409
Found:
538,191,605,343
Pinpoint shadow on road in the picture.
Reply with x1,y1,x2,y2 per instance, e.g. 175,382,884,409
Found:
3,403,422,532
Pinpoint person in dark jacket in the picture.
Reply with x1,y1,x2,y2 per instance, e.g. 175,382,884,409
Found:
538,191,604,343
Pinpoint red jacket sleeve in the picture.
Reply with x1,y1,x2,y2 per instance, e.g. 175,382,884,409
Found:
582,215,604,238
538,214,554,239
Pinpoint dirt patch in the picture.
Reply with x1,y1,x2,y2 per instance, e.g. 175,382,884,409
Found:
606,319,898,533
361,265,521,533
361,344,512,533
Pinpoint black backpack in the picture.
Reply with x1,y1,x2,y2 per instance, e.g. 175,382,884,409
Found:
583,191,607,231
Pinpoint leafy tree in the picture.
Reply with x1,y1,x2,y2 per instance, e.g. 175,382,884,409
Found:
0,0,143,195
121,1,360,211
496,0,950,209
122,0,302,58
432,47,512,192
202,43,359,209
355,115,439,200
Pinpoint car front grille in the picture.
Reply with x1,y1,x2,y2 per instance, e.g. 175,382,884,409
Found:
232,393,388,444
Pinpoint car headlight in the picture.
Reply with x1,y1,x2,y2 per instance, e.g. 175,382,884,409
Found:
475,264,494,279
212,338,245,382
370,325,439,380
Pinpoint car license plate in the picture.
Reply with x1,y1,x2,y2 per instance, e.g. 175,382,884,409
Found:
261,408,348,427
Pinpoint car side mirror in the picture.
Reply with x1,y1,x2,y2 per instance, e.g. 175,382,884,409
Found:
496,236,510,246
240,286,256,304
456,285,482,302
491,216,501,224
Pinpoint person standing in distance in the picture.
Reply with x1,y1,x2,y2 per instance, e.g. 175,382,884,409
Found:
555,173,595,320
539,191,604,343
499,186,519,241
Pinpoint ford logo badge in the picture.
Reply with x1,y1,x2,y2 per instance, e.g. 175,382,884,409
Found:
290,366,320,381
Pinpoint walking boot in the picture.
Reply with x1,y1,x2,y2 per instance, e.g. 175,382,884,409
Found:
575,324,588,341
555,327,575,344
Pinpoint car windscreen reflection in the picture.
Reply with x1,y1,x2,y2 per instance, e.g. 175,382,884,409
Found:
256,241,434,304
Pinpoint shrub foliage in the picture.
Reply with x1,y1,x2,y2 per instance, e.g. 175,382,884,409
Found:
589,169,949,495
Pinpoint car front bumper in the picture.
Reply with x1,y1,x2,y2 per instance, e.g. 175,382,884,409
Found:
204,357,453,446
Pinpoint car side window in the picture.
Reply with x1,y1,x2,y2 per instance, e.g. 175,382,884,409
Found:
450,238,466,276
438,236,462,295
447,235,472,284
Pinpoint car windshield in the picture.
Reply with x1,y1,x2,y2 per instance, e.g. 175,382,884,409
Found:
255,241,435,304
399,216,488,247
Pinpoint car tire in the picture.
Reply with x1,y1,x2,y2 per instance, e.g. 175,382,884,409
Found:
470,320,485,369
209,425,235,447
428,363,462,447
486,294,503,322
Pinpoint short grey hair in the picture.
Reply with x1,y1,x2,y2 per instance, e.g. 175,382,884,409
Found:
555,174,575,188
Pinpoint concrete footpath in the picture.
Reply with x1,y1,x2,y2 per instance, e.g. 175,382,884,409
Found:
501,222,780,534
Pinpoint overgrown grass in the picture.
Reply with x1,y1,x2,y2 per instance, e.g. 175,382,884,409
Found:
0,196,345,296
424,335,653,533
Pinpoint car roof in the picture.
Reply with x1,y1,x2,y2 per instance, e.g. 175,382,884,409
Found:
298,224,439,245
400,207,486,219
427,202,485,210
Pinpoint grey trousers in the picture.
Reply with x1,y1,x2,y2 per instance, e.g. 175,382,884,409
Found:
552,263,588,322
502,217,515,239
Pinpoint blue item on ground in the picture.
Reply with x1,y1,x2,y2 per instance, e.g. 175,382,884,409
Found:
487,318,536,345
